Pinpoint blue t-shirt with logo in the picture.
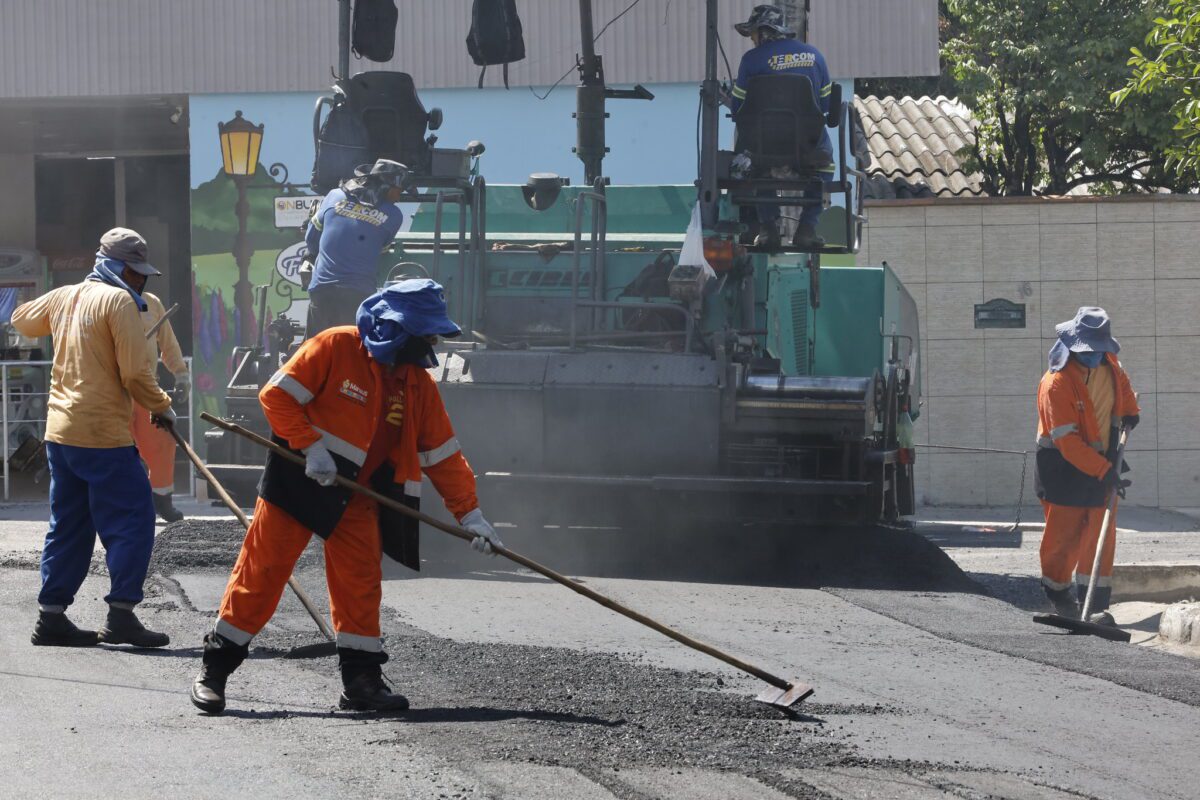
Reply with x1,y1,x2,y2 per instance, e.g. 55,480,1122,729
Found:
304,188,404,294
731,38,834,153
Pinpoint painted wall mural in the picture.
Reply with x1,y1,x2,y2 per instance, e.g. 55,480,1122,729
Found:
189,94,320,430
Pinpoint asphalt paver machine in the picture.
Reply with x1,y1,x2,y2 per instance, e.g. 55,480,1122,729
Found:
205,0,921,529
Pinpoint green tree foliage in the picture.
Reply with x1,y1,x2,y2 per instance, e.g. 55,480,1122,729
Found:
1113,0,1200,174
944,0,1197,195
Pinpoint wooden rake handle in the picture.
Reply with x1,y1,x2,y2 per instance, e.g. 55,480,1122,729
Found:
200,412,806,695
162,421,335,643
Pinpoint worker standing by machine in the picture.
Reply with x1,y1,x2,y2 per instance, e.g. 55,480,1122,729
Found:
303,159,411,336
1035,307,1139,626
727,4,834,251
190,279,503,714
130,290,189,523
12,227,175,649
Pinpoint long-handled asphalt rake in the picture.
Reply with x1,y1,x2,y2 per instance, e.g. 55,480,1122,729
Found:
163,423,339,659
1033,427,1133,644
201,412,815,710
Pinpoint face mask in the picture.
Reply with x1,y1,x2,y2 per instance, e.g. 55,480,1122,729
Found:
391,335,436,367
1075,351,1104,369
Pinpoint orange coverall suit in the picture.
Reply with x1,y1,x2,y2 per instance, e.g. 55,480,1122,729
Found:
130,292,186,495
1035,354,1138,606
214,326,478,653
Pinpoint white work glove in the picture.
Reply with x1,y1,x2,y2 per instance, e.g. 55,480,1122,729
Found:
151,406,177,430
173,371,191,398
302,439,338,487
460,508,503,555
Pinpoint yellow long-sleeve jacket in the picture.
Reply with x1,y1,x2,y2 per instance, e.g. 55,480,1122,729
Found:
142,291,186,376
12,281,171,449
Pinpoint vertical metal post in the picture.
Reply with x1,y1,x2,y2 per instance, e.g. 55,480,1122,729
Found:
698,0,721,227
338,0,352,80
2,364,8,502
186,357,196,498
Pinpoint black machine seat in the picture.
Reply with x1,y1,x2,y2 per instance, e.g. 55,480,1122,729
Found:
733,74,834,175
313,70,481,193
341,71,437,175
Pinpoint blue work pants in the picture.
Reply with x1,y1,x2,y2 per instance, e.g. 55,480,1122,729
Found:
39,442,156,610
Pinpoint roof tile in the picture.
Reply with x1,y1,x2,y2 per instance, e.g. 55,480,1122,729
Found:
854,94,986,198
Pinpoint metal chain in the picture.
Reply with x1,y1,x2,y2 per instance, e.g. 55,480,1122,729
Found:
915,443,1030,533
1008,450,1029,533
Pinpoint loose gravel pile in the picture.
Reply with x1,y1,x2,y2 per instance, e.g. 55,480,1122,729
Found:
150,519,326,574
327,620,888,783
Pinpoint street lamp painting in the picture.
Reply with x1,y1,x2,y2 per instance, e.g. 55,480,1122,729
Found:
218,111,264,346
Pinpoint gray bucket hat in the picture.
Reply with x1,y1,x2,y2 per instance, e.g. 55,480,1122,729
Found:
347,159,412,190
735,5,794,37
1048,306,1120,371
98,227,161,276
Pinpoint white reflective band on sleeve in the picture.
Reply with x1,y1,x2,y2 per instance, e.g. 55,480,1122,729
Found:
1075,572,1112,588
731,85,746,99
1049,423,1078,440
215,618,254,646
1040,575,1072,591
419,437,461,468
312,426,368,466
1036,436,1054,449
267,371,314,405
404,480,422,498
335,631,383,652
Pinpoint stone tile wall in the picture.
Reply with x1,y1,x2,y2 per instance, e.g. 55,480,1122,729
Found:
857,196,1200,508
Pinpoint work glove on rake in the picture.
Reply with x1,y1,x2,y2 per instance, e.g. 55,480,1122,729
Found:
460,508,503,555
303,439,338,487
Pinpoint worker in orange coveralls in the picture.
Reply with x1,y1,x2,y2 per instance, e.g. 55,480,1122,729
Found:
190,279,502,715
1034,307,1138,627
130,290,189,523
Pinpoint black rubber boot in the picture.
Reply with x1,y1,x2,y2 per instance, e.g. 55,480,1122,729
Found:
1044,585,1080,618
152,493,184,523
191,632,249,715
1076,583,1112,614
338,648,408,712
30,610,97,647
752,223,782,253
791,223,826,251
97,606,170,648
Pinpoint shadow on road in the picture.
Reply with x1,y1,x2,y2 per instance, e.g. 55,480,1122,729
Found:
401,706,622,727
401,522,983,594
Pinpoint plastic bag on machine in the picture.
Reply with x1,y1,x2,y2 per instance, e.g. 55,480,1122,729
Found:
678,204,717,279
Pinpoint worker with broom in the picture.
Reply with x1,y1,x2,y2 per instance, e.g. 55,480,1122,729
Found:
1034,307,1139,626
12,227,175,649
190,278,502,715
131,289,189,523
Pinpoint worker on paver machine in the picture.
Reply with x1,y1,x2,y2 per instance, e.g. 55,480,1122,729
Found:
1035,307,1139,626
303,159,411,337
190,279,503,714
727,4,835,251
12,227,175,649
131,289,189,523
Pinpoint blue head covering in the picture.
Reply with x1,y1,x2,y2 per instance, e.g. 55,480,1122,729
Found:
356,279,461,366
1047,306,1120,372
87,254,148,311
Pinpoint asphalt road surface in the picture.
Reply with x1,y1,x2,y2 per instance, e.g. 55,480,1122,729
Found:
1,502,1198,800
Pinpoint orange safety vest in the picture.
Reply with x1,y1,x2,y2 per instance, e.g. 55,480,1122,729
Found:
1034,354,1139,508
256,326,477,569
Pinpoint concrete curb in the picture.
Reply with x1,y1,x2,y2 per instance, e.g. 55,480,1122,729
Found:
1113,564,1200,604
1159,603,1200,648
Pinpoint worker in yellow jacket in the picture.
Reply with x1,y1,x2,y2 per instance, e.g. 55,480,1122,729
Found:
131,291,189,522
12,227,176,649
